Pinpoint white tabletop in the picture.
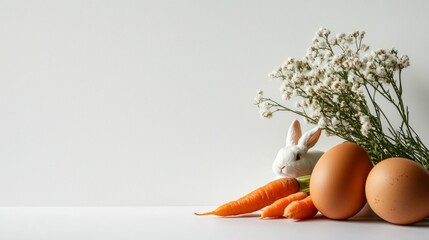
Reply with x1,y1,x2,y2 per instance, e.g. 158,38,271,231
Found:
0,206,427,240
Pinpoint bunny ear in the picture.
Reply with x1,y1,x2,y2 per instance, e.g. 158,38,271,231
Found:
298,126,322,151
286,120,302,146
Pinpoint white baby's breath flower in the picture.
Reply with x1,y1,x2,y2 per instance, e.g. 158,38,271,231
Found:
358,115,373,136
323,77,333,87
305,86,314,95
254,90,264,104
281,91,292,101
314,85,323,94
359,115,369,123
331,117,339,127
352,57,363,69
269,67,283,79
316,28,324,37
258,102,272,118
261,111,272,119
345,34,354,43
330,80,344,91
400,55,410,68
335,33,346,43
318,41,328,49
280,82,289,92
292,89,299,97
376,66,389,79
323,51,333,60
366,60,376,71
361,121,372,137
313,56,322,66
298,99,308,108
347,74,356,83
312,37,320,44
351,83,360,93
310,107,322,119
317,117,327,128
341,119,351,128
317,27,331,37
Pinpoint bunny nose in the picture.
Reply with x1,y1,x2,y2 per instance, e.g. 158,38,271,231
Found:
280,166,286,170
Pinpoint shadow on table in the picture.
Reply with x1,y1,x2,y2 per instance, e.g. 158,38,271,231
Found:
296,214,429,227
222,213,261,218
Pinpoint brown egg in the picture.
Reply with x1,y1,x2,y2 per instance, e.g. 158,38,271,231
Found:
365,157,429,225
310,142,372,220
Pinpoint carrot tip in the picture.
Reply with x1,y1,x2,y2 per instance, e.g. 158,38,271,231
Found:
194,212,212,216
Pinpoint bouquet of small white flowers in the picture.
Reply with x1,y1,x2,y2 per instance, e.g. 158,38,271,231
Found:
255,28,429,169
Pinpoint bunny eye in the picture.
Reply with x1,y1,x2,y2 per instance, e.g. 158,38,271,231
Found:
296,154,301,161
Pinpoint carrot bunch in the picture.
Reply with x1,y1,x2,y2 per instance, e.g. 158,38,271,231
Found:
195,175,318,220
261,193,318,220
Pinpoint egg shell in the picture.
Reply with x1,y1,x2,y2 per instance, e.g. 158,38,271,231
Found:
310,142,372,220
365,157,429,225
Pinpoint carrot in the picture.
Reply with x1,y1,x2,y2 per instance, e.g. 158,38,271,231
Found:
195,176,311,217
260,192,308,219
283,195,318,220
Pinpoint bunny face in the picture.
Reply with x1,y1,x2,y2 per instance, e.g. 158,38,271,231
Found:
273,146,313,178
272,119,323,178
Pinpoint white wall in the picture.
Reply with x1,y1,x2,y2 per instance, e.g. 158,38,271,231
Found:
0,0,428,206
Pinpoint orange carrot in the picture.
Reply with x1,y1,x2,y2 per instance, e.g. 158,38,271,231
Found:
195,177,301,217
283,195,318,220
260,192,308,219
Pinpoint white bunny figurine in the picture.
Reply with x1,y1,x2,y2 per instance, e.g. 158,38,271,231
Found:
272,119,324,178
